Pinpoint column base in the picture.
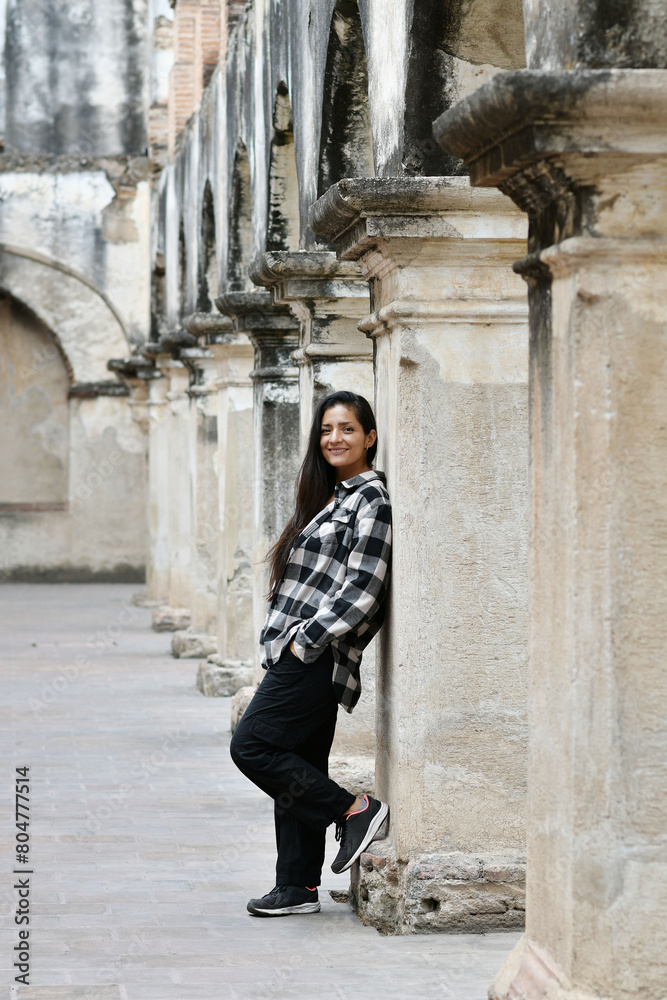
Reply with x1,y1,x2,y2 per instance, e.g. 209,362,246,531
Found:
130,590,163,608
490,935,574,1000
350,846,525,934
196,658,254,697
152,606,191,631
171,628,218,659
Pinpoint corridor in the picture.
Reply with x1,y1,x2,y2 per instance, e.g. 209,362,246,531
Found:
1,584,519,999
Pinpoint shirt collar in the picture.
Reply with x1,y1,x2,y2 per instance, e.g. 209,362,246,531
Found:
335,469,387,494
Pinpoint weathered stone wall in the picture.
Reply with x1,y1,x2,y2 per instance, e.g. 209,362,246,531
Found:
521,0,667,70
5,0,148,156
0,1,152,580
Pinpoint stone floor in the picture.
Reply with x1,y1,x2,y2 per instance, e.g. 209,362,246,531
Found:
1,584,520,1000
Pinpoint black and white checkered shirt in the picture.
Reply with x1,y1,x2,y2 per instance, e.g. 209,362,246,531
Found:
259,470,392,712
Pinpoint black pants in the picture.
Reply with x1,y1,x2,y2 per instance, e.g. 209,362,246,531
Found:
229,645,356,886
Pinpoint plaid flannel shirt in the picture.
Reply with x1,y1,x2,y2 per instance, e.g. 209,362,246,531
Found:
259,469,392,712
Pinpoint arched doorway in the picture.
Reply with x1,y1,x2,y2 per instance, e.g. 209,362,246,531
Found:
0,293,70,511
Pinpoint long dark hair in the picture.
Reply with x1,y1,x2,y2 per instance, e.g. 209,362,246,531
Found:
267,390,378,599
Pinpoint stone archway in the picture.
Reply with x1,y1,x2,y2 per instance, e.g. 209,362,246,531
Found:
0,244,130,384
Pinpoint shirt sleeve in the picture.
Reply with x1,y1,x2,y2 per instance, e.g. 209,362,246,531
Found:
290,498,392,662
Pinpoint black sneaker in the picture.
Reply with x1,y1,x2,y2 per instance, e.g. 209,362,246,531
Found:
331,795,389,874
246,884,320,917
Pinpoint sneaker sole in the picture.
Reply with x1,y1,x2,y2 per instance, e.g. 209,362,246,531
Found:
332,802,390,874
248,901,321,917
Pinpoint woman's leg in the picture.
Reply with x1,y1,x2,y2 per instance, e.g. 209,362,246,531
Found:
229,647,356,864
273,702,338,887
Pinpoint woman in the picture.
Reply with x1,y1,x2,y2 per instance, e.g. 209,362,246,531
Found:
230,390,392,917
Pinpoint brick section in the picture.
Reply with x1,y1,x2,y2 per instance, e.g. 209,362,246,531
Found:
150,16,173,166
196,2,221,92
150,104,169,167
168,1,223,155
168,3,197,154
168,57,196,154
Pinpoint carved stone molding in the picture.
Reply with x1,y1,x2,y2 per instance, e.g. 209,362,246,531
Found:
434,68,667,251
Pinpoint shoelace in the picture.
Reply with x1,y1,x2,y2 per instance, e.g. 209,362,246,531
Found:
267,884,289,897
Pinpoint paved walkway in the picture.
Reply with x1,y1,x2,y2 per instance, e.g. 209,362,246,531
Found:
1,584,519,1000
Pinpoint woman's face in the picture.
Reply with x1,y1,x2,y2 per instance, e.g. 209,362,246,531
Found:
320,404,377,482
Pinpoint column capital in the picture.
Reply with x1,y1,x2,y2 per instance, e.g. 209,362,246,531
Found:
182,311,235,345
310,177,527,351
434,69,667,251
180,347,221,396
106,355,157,431
249,250,368,305
107,355,161,384
310,176,524,261
216,291,300,382
215,291,298,333
249,250,372,374
151,351,189,403
143,329,198,361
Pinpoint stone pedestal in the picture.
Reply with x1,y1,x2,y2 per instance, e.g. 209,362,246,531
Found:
435,69,667,995
249,250,377,788
217,292,301,684
312,176,529,933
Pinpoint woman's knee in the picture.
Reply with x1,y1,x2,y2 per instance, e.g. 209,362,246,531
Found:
229,722,263,769
229,727,246,766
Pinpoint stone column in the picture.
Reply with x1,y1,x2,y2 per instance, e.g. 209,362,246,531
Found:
217,292,301,689
189,312,256,697
436,69,667,1000
168,336,220,660
311,177,529,933
150,335,196,630
143,362,170,604
107,355,158,603
249,250,376,793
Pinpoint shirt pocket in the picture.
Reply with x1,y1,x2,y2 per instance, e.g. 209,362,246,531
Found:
309,507,355,556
